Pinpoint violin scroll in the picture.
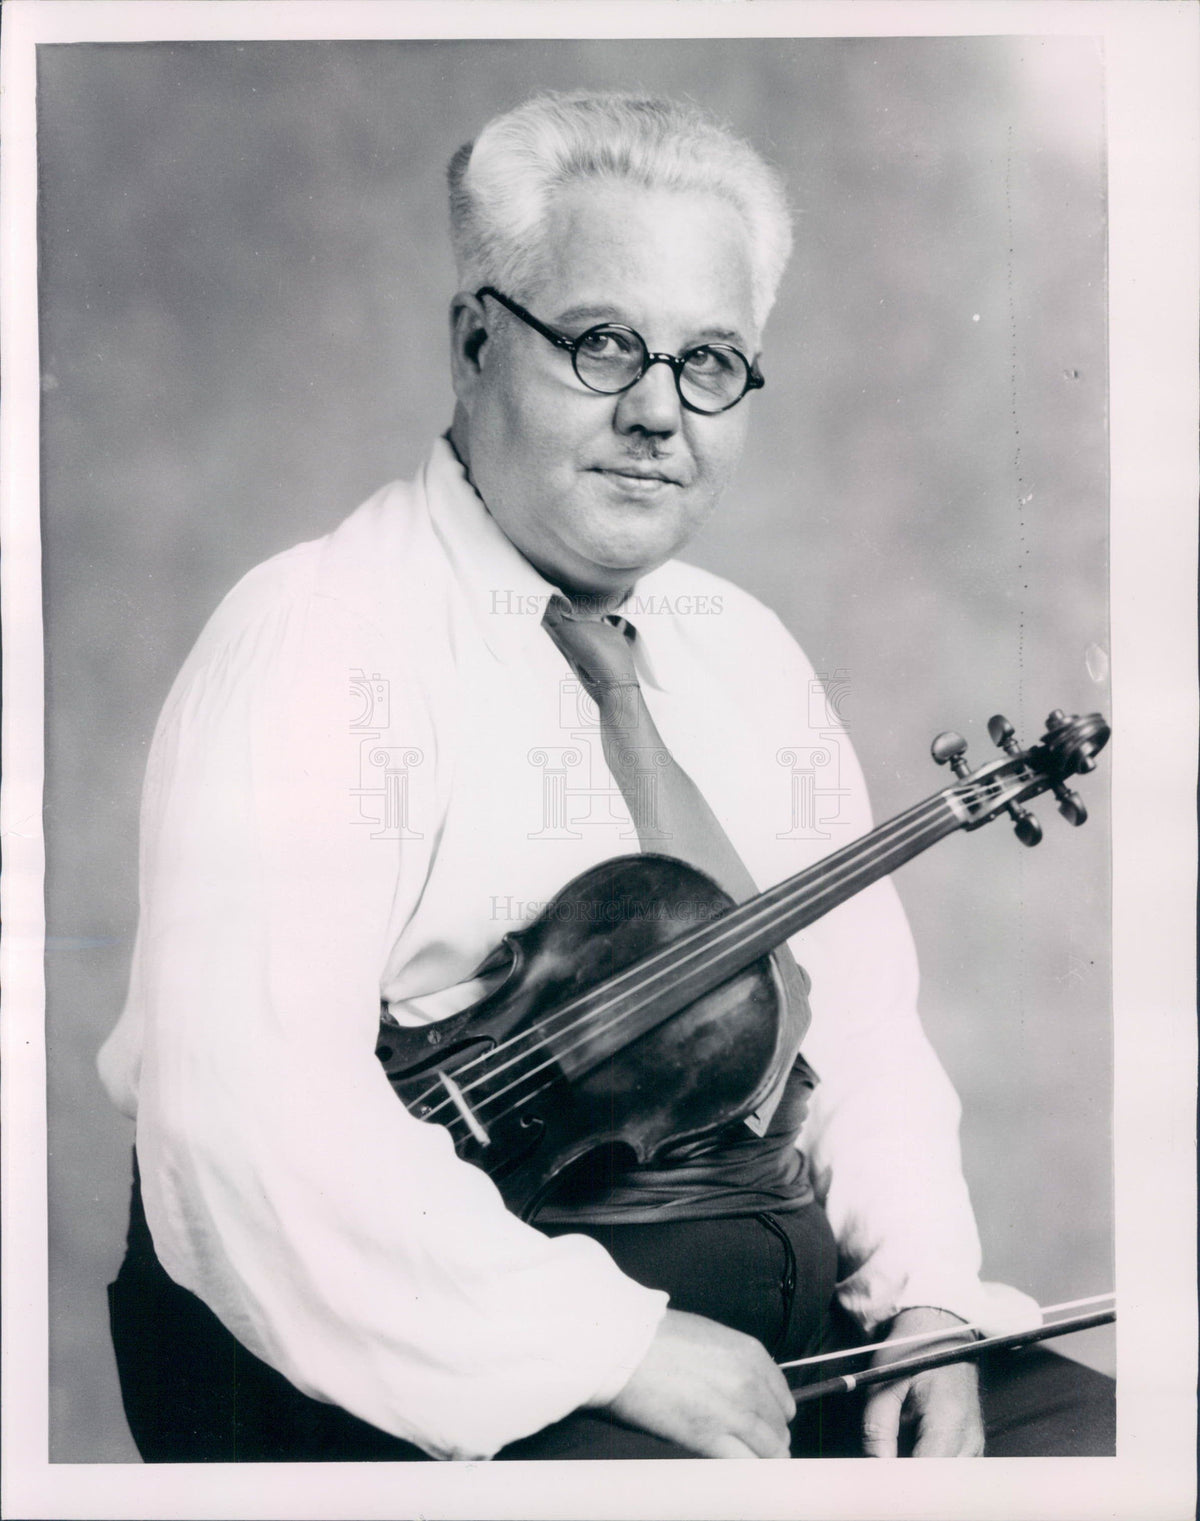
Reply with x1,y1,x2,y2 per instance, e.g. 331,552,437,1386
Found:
1038,709,1109,827
934,707,1109,840
1041,708,1110,776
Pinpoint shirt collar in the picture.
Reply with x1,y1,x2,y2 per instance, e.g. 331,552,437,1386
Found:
421,436,560,667
420,434,681,690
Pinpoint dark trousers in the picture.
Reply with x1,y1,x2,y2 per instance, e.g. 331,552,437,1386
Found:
109,1173,1114,1461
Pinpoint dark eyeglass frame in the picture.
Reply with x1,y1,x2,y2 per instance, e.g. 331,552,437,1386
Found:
475,286,764,415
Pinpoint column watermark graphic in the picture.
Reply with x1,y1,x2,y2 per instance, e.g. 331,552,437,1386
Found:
526,743,586,840
348,669,424,840
776,670,852,840
527,674,674,841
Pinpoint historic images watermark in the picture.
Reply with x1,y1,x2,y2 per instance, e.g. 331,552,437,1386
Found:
490,589,725,617
347,669,424,840
488,893,728,924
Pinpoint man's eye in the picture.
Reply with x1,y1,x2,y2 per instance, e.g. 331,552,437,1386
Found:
578,328,637,357
686,346,736,375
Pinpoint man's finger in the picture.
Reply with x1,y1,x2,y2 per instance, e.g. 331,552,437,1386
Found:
911,1421,965,1456
683,1401,789,1459
908,1367,985,1456
911,1425,984,1457
718,1380,792,1458
910,1407,985,1457
725,1346,794,1432
707,1432,769,1459
730,1408,792,1459
860,1383,906,1458
766,1364,797,1425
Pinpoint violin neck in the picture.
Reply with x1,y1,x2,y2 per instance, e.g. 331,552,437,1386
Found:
679,787,964,989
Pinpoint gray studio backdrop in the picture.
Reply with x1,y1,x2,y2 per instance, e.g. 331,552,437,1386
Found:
38,38,1110,1461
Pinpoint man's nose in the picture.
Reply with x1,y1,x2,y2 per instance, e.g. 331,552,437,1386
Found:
612,358,683,436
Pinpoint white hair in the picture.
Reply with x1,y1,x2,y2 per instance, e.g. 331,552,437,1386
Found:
447,91,793,332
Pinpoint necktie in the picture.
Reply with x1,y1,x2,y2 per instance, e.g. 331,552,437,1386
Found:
542,597,810,1127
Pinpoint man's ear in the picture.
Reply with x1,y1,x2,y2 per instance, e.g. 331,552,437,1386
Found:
449,292,491,405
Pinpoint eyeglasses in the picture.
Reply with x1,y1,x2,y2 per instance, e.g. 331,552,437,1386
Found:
476,287,764,415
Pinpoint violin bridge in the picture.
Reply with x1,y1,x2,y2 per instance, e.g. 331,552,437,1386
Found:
437,1068,491,1148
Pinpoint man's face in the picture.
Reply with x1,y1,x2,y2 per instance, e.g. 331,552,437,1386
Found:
451,179,759,598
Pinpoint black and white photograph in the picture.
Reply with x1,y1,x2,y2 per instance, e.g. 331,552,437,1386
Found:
2,3,1195,1519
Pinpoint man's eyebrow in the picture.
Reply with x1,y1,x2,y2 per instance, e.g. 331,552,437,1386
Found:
552,304,624,328
553,304,750,348
691,326,747,347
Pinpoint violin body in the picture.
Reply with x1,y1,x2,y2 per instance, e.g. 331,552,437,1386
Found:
376,853,791,1221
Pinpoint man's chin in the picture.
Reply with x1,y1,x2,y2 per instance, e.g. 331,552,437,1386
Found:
576,523,686,584
582,493,697,558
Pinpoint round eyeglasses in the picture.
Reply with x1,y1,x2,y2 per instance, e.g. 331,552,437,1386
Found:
476,287,764,415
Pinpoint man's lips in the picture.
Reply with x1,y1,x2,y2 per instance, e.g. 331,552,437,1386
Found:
589,464,686,487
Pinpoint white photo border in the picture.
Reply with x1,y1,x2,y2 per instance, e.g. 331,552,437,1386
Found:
2,3,1196,1518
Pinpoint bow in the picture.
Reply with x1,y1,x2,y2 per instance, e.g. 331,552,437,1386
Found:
779,1292,1116,1399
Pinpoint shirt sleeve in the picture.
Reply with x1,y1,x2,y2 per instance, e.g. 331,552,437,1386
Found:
766,622,1040,1337
102,575,666,1461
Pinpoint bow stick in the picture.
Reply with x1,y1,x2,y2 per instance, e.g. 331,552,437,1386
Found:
778,1291,1115,1373
784,1304,1115,1402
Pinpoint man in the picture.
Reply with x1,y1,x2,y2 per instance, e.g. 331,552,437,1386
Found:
99,90,1109,1462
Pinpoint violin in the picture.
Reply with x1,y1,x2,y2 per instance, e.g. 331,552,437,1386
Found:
376,708,1109,1220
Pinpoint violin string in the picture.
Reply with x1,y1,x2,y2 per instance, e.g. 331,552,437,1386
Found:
775,1293,1116,1372
415,786,980,1125
413,789,962,1125
411,790,955,1122
398,797,930,1119
413,768,1016,1125
455,793,972,1122
420,780,1009,1132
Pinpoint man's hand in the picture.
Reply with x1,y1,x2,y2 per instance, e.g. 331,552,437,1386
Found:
598,1308,796,1458
860,1307,985,1457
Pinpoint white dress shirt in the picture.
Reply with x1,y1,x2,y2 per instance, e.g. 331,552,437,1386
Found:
98,437,1037,1460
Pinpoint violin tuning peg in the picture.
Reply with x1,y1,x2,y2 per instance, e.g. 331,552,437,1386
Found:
1045,708,1068,730
931,731,972,777
1009,806,1043,847
1054,786,1088,827
987,714,1021,754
